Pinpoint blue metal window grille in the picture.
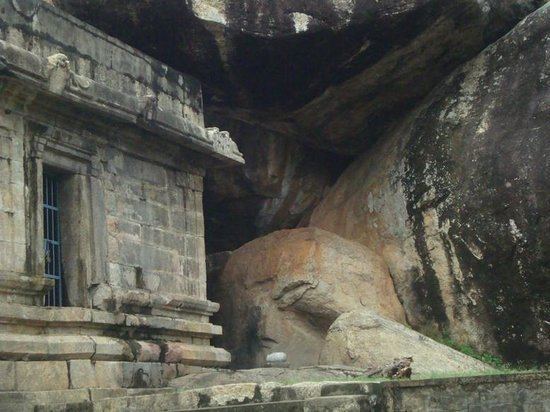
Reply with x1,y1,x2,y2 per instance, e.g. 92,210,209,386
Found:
43,173,64,307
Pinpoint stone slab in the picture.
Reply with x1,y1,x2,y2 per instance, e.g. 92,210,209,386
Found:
68,360,98,389
0,302,222,338
0,272,54,306
0,389,90,412
0,333,137,362
0,333,94,360
68,360,177,390
163,342,230,366
130,340,162,362
90,336,133,361
14,361,69,391
0,361,16,391
92,361,124,389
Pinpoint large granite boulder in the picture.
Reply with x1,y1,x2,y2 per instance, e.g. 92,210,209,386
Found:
213,227,406,368
310,4,550,362
320,310,494,375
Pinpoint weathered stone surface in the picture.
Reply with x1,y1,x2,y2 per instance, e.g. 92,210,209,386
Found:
1,372,549,411
0,303,220,343
320,310,493,375
310,4,550,362
130,341,161,362
93,362,124,389
15,361,69,391
170,365,383,390
214,227,406,368
0,0,237,381
0,303,93,324
90,336,133,361
0,333,94,360
163,343,231,366
106,373,549,411
100,362,177,389
69,361,178,389
122,362,162,388
69,360,99,389
0,273,54,306
0,361,16,391
90,284,219,320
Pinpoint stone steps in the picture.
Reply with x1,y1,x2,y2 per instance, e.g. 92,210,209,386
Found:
94,389,373,411
174,395,372,412
0,387,174,411
22,391,374,411
0,382,374,411
1,372,547,411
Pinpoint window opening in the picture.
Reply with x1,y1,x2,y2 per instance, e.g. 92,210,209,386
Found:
43,172,64,306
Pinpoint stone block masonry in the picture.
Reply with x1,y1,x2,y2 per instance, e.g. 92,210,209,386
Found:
0,0,243,390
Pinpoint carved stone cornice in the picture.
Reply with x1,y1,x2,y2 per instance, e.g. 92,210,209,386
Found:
205,127,244,164
29,127,52,159
90,283,220,318
0,271,54,305
0,39,244,166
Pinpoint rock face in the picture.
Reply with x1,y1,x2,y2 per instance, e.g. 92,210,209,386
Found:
311,5,550,362
204,114,345,252
53,0,544,253
213,227,406,367
320,310,494,375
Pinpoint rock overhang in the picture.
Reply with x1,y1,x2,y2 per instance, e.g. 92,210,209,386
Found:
0,0,244,167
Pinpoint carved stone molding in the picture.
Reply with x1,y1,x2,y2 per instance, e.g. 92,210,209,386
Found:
29,126,53,159
90,283,220,318
46,53,71,94
205,127,242,158
139,94,159,123
0,271,54,305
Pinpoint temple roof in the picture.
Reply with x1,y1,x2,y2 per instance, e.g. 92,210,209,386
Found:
0,0,243,165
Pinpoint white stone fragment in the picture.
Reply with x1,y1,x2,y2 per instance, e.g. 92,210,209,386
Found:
290,12,313,33
266,352,287,363
190,0,227,25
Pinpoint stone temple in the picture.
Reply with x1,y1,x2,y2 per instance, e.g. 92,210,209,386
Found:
0,0,243,391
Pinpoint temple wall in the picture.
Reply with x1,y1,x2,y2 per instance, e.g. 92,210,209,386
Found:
103,141,206,299
0,114,26,279
0,0,243,388
1,4,204,128
0,95,209,307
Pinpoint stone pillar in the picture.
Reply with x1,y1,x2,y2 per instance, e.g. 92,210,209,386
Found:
90,155,108,286
0,103,53,304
